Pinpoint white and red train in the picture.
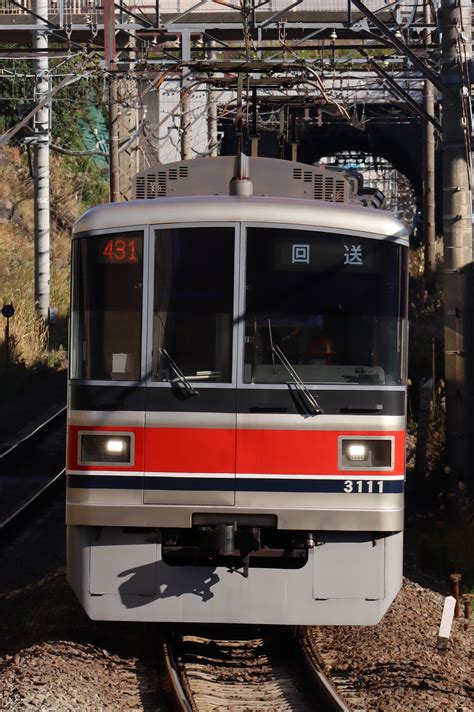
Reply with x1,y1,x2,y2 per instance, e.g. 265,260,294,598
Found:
66,156,408,624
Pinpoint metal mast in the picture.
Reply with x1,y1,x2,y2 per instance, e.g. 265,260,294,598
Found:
33,0,50,323
108,77,120,202
423,0,436,290
440,0,472,492
181,31,193,160
208,40,218,158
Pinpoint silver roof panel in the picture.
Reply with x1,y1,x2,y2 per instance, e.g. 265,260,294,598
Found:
73,196,409,243
132,156,353,203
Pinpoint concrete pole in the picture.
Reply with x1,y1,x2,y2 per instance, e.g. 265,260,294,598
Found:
117,35,140,196
108,36,139,202
250,138,259,157
208,90,218,157
440,0,472,492
108,76,120,202
423,0,436,291
250,87,259,157
33,0,50,325
181,31,193,160
207,40,218,157
278,107,285,160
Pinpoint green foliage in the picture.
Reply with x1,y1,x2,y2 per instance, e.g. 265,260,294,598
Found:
0,50,108,209
48,62,109,208
0,55,33,136
59,152,108,209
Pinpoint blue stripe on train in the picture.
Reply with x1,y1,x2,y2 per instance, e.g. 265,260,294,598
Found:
67,474,404,494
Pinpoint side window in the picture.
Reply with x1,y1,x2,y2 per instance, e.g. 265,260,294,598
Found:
70,233,143,381
152,227,235,383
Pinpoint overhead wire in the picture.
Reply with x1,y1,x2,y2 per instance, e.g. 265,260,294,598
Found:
0,1,447,165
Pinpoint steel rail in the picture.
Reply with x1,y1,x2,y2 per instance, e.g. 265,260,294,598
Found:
164,628,351,711
157,637,193,712
0,405,66,460
0,468,65,534
295,627,351,712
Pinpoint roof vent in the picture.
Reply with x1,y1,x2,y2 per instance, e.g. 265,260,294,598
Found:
132,157,352,203
314,173,324,201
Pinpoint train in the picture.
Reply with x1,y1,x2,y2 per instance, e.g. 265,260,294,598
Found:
66,155,408,625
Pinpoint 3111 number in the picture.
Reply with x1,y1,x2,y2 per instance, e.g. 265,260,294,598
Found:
344,480,384,493
102,238,138,263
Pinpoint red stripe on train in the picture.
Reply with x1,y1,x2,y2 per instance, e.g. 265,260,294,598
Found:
68,425,405,476
236,429,404,476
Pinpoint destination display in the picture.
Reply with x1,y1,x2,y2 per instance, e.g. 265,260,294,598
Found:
271,231,393,273
97,235,142,264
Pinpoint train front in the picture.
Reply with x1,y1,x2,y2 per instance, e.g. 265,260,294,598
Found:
66,157,408,625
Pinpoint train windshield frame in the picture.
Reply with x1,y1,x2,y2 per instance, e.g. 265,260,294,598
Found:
243,226,407,386
70,231,144,382
152,225,236,384
69,221,407,388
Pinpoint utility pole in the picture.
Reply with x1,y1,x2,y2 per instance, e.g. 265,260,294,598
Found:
108,70,140,201
440,0,472,495
33,0,50,326
181,31,193,160
117,75,140,192
250,88,259,158
116,34,140,197
423,0,436,291
207,39,218,158
208,88,218,157
108,76,120,202
104,0,120,201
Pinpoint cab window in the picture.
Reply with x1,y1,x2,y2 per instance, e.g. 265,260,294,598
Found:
152,227,234,383
70,233,143,381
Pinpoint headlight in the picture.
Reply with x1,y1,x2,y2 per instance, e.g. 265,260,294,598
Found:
347,443,368,461
79,432,133,466
105,438,126,454
340,437,393,470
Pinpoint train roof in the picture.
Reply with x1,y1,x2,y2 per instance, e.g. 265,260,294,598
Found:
133,156,355,203
74,195,408,243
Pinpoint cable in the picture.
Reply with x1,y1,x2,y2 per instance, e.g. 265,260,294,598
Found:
50,143,108,157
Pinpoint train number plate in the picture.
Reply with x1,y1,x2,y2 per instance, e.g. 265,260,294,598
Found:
343,480,384,493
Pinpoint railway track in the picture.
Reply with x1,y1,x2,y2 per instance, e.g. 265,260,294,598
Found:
0,406,66,460
0,406,66,533
158,626,350,712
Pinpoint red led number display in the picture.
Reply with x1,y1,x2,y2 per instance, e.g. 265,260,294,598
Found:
100,238,139,263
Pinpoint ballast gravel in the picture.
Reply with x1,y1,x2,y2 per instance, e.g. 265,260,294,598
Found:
0,642,149,711
306,578,473,712
0,569,160,711
0,570,472,710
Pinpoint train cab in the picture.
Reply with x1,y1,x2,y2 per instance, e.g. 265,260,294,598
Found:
67,156,408,624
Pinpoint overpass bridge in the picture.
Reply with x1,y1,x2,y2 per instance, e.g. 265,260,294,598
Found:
0,0,460,202
0,1,440,38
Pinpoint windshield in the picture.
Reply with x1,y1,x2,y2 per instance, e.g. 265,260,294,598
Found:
244,227,406,385
70,232,143,381
152,227,235,383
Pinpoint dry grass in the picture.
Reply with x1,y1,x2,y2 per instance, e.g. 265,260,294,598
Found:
0,147,84,373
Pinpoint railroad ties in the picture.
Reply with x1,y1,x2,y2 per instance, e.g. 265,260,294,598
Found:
161,627,349,711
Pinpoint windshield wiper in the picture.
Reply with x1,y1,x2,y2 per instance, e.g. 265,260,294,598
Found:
272,344,324,415
267,319,323,416
159,347,199,396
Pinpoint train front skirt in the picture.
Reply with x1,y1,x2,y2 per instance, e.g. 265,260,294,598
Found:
67,525,403,625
